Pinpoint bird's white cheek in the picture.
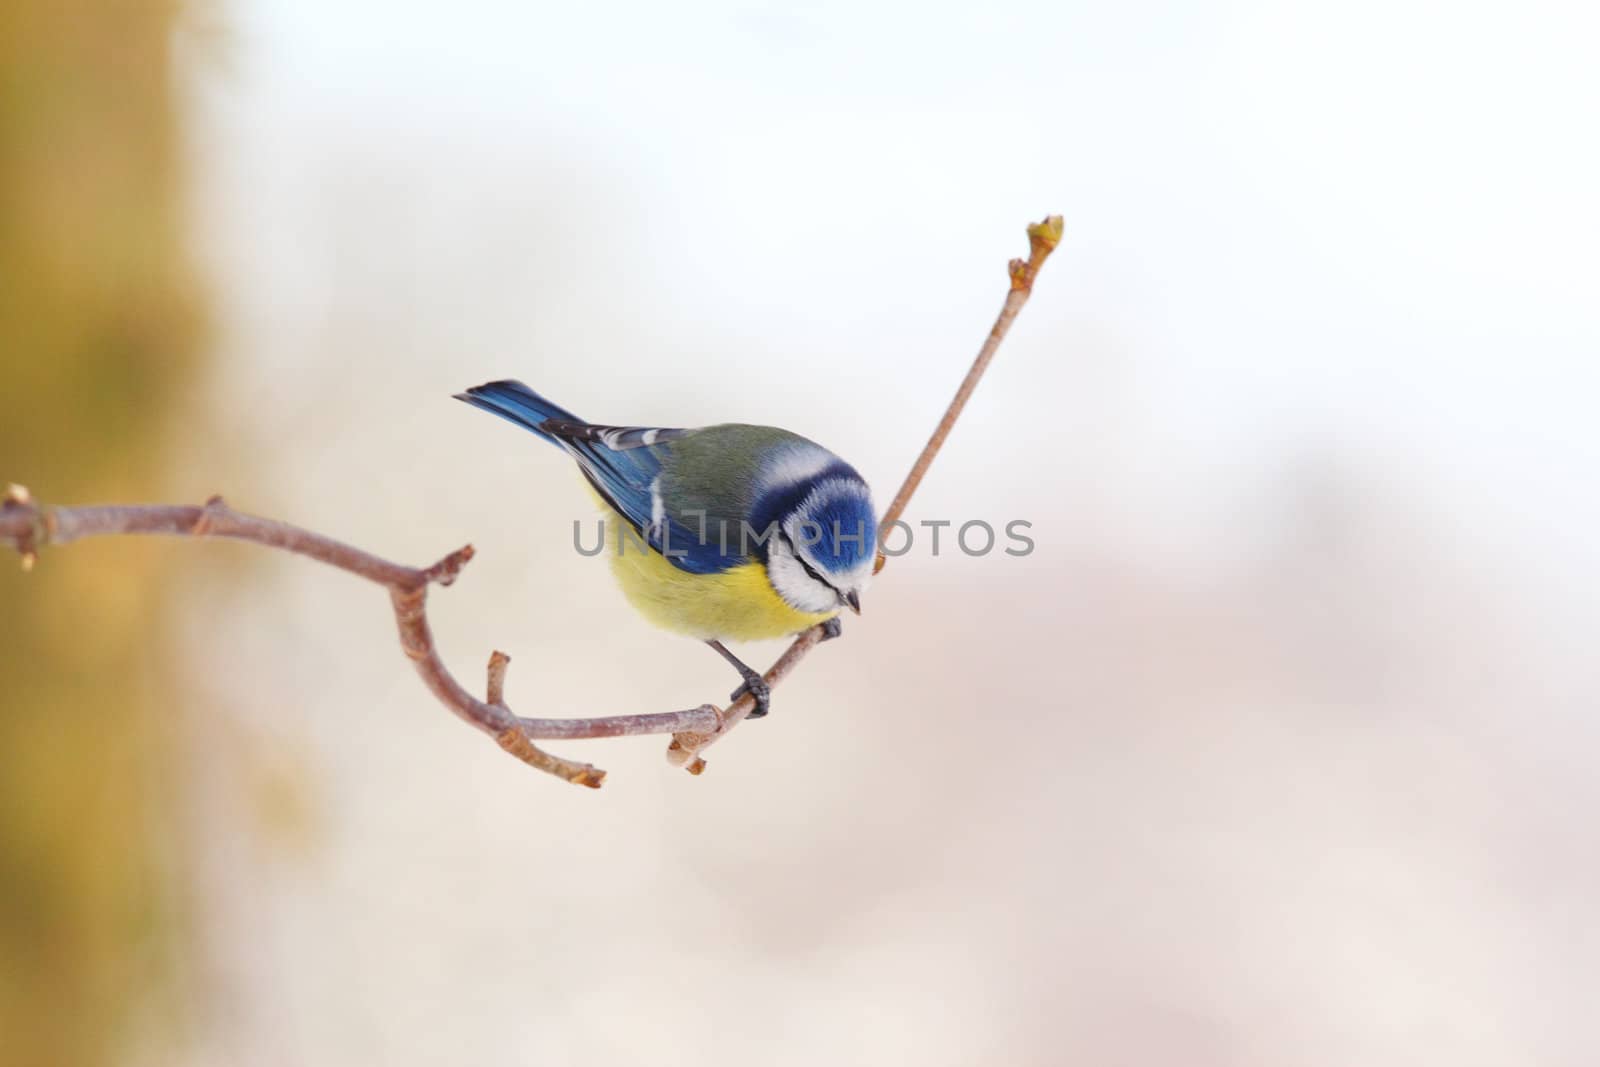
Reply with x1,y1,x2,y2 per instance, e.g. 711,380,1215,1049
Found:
766,553,841,614
844,562,874,599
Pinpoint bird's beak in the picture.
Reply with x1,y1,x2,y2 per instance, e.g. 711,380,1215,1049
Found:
844,590,861,615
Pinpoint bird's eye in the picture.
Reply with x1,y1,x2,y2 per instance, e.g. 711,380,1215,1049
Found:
778,530,837,594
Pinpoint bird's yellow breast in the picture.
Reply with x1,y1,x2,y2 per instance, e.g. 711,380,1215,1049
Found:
600,504,837,641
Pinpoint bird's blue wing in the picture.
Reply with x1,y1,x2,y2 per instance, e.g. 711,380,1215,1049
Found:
455,380,736,574
539,420,736,574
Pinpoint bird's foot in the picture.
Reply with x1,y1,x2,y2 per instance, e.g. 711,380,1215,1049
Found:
819,617,844,642
730,672,772,719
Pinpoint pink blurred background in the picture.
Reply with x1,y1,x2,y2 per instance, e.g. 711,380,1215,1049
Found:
5,2,1597,1064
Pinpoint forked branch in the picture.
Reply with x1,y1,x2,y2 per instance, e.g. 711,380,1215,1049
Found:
0,215,1062,786
665,214,1063,772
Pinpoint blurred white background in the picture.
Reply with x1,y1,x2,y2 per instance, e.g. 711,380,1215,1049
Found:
161,1,1598,1063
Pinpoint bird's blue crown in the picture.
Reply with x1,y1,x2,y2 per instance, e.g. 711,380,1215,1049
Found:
746,458,877,568
794,484,877,575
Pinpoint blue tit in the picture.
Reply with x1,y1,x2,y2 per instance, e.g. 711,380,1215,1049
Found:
455,379,876,718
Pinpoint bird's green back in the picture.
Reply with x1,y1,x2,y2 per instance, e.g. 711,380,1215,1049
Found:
658,423,826,529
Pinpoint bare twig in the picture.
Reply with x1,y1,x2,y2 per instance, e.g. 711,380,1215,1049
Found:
0,484,720,787
665,214,1064,772
482,651,605,787
875,215,1065,565
1,214,1062,787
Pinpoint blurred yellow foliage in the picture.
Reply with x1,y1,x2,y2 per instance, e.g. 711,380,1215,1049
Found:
0,2,204,1064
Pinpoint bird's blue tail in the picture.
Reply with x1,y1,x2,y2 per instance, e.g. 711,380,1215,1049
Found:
454,380,583,446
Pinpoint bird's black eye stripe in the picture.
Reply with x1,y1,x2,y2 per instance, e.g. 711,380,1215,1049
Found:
777,530,836,591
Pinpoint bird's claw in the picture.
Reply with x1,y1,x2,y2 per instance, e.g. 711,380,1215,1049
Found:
819,617,843,642
731,674,772,719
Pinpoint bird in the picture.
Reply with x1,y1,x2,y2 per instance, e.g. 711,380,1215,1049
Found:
455,379,876,718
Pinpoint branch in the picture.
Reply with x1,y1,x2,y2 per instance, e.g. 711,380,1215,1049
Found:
0,484,721,787
1,214,1062,787
665,214,1064,773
